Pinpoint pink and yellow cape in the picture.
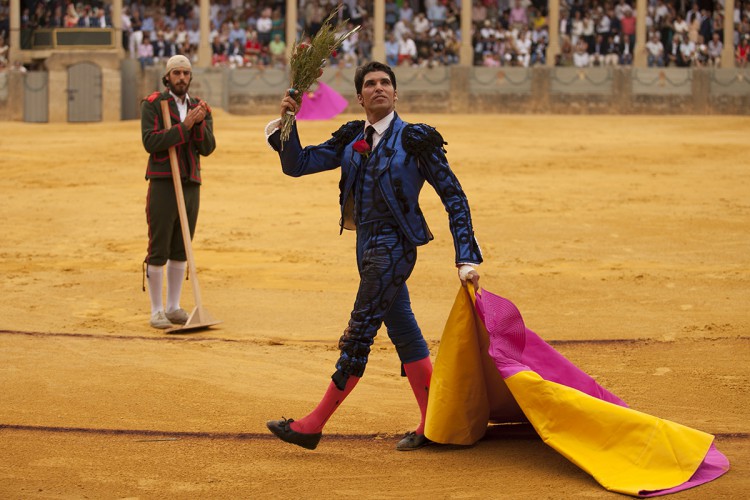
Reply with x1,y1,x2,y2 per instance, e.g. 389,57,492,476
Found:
425,287,729,497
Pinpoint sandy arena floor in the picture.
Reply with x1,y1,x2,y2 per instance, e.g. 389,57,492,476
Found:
0,112,748,499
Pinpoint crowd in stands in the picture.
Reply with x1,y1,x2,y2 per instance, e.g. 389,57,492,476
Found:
5,0,750,71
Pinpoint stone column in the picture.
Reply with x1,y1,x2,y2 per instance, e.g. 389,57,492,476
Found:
286,0,298,59
546,0,560,67
197,0,210,67
722,0,735,67
372,0,385,63
10,0,20,59
111,0,123,54
633,0,647,67
459,0,472,66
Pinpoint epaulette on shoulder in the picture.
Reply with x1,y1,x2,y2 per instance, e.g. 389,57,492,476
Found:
329,120,365,152
403,123,448,156
145,91,161,103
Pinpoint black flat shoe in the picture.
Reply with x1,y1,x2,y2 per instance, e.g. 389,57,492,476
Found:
266,417,322,450
396,431,433,451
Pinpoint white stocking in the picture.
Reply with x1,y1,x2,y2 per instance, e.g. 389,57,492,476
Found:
166,260,187,313
146,265,164,315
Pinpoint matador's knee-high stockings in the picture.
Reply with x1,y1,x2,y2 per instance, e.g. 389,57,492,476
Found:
404,356,433,435
290,375,361,434
290,357,432,436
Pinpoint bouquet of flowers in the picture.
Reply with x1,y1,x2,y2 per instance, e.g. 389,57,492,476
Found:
279,7,361,146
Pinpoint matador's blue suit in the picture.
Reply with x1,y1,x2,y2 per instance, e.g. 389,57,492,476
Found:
268,112,482,390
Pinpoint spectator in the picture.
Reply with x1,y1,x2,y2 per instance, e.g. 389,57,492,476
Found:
427,1,447,28
515,27,532,67
621,8,636,39
174,20,188,49
412,12,430,36
531,34,547,66
129,7,143,59
699,9,713,45
304,1,324,37
707,32,723,67
445,32,460,65
399,3,414,24
138,32,154,70
582,11,596,49
570,10,584,45
0,34,8,70
47,4,63,27
472,1,488,26
141,10,155,40
228,38,245,68
607,7,621,37
385,33,399,67
685,3,702,25
557,34,574,66
64,2,79,28
244,29,264,66
666,33,682,66
349,2,366,26
268,32,286,68
392,16,410,42
385,0,399,29
614,0,631,22
414,31,432,64
398,32,417,66
270,8,284,41
340,32,359,67
645,32,665,67
673,14,689,39
573,38,590,67
619,33,634,65
211,35,227,66
77,5,95,27
736,36,749,67
357,30,373,65
678,33,696,66
590,34,607,66
509,0,528,31
229,19,246,47
604,34,620,65
257,7,272,46
152,31,175,63
94,6,111,28
654,0,670,28
187,22,200,58
430,31,446,66
444,1,460,32
121,6,132,51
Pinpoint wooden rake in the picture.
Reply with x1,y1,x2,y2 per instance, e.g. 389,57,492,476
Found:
160,99,221,334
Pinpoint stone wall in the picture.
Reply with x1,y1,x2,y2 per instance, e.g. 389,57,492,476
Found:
3,65,748,122
219,66,750,117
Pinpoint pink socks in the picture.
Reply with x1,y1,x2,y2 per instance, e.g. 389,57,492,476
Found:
290,375,361,434
289,357,432,436
403,357,433,435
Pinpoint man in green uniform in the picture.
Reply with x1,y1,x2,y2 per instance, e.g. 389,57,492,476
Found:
141,55,216,329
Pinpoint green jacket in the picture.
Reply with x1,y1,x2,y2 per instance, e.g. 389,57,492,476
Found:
141,90,216,184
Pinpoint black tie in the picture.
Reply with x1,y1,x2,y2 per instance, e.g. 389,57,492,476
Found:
365,126,375,149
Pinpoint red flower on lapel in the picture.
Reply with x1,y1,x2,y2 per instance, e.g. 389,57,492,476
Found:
352,139,371,159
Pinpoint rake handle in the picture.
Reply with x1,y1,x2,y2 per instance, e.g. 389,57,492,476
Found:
160,99,203,308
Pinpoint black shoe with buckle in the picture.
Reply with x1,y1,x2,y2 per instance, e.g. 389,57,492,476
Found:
396,431,432,451
266,417,322,450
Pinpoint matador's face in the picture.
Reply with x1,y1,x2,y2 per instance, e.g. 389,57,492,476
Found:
357,70,397,123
